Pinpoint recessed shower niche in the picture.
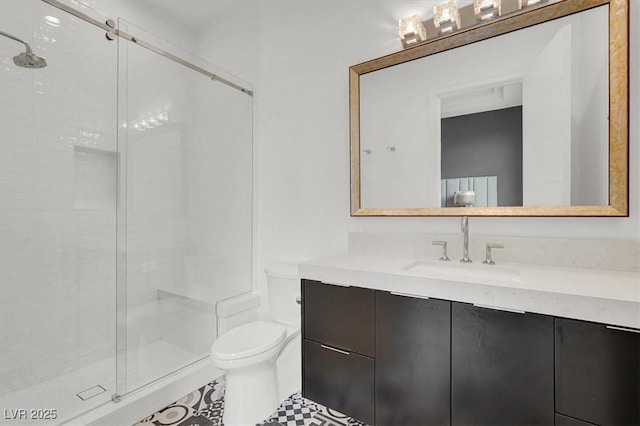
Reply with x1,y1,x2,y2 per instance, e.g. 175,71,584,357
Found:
74,145,117,210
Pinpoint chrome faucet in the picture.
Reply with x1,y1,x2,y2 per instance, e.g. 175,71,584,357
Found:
460,216,471,263
483,243,504,265
432,240,450,261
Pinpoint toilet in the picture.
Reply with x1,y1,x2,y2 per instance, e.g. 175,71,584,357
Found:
211,263,300,426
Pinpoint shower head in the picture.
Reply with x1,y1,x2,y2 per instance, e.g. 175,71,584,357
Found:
13,51,47,69
0,30,47,69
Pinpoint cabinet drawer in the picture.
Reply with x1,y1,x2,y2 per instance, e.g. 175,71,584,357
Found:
303,339,374,425
555,318,640,426
303,279,374,357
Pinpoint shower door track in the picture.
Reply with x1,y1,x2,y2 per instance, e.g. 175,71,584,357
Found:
40,0,254,96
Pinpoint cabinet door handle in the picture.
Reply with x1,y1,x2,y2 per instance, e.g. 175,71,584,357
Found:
473,303,525,314
321,344,351,356
391,291,430,300
606,325,640,334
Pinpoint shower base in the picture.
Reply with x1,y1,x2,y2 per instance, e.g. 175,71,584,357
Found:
0,340,209,425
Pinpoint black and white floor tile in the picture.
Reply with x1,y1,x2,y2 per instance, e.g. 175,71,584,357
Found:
134,377,225,426
257,392,319,426
134,376,367,426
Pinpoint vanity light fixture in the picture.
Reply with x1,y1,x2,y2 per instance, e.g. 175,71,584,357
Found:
397,0,547,49
399,15,427,47
474,0,501,21
433,0,461,34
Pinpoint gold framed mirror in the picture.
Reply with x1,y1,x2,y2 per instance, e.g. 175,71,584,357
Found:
350,0,628,217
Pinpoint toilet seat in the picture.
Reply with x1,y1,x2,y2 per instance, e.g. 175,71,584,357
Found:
211,320,286,361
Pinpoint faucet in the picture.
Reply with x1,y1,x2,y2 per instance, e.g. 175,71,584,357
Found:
432,240,450,261
460,216,471,263
483,243,504,265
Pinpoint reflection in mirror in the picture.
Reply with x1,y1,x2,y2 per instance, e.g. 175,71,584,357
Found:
356,2,621,215
440,81,523,207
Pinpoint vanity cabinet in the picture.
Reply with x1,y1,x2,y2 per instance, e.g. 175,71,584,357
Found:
375,292,450,426
555,318,640,426
451,302,554,426
302,279,375,424
302,279,637,426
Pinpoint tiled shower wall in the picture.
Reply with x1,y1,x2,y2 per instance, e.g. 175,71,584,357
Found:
0,0,118,394
1,0,254,401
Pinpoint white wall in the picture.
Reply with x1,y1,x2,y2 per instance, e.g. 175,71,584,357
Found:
229,0,638,305
195,2,260,85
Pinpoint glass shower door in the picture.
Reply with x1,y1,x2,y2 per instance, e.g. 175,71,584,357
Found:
116,19,253,396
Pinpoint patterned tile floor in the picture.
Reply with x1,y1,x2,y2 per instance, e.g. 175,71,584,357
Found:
134,376,366,426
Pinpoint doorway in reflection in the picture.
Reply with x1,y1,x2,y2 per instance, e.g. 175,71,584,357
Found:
440,106,523,207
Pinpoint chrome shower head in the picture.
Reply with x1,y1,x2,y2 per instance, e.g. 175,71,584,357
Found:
12,51,47,69
1,30,47,69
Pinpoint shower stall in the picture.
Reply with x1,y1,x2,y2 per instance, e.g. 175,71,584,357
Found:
0,0,253,423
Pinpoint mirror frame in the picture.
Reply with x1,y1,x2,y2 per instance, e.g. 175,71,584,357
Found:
350,0,628,217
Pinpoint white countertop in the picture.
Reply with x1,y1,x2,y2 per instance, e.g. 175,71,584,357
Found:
299,253,640,329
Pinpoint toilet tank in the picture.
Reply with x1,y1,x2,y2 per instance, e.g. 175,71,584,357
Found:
265,263,300,327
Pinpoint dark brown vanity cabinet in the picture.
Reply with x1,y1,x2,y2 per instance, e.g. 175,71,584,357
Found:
555,318,640,426
302,279,375,425
302,279,638,426
375,292,451,426
451,302,554,426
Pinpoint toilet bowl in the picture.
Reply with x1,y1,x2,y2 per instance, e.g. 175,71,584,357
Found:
211,263,300,426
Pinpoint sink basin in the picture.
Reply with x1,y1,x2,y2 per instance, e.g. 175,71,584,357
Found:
402,260,521,283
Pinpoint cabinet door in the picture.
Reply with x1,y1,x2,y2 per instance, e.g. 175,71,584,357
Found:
303,339,374,425
303,279,374,357
555,318,640,426
375,291,450,426
451,302,554,426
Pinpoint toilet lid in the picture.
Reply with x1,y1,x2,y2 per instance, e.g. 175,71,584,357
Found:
211,321,287,361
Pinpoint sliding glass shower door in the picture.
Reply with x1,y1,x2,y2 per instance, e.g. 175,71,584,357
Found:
115,19,253,396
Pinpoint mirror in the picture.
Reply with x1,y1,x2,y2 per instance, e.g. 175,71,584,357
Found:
350,0,628,217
